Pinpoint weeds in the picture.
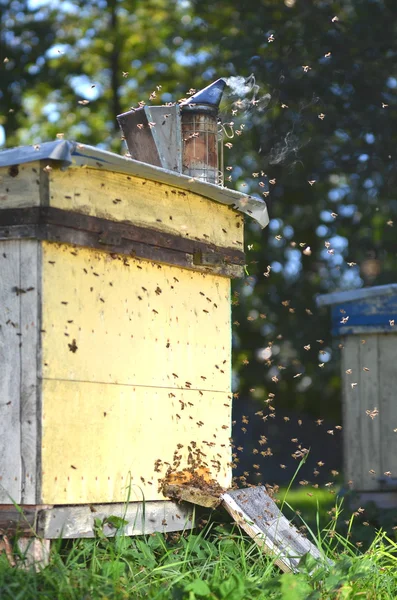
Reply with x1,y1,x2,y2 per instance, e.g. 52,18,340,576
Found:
1,489,397,599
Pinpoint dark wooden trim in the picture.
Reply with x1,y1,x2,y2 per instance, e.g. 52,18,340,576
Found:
0,208,245,277
0,505,39,536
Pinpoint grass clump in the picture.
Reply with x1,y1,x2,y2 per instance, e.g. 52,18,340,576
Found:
1,495,397,599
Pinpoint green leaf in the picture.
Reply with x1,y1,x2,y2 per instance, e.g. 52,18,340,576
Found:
280,573,313,600
185,579,211,596
105,515,129,529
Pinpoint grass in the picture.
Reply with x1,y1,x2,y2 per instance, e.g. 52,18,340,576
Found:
1,490,397,599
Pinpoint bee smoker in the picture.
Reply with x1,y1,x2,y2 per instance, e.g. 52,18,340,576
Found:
117,78,226,185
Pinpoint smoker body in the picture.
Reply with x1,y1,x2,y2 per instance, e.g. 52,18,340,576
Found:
117,79,226,184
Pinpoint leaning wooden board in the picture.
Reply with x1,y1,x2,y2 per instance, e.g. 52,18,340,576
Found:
164,483,331,574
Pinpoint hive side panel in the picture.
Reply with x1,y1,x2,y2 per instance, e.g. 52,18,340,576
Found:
19,240,41,503
378,334,397,481
358,335,381,491
341,336,362,490
41,380,232,504
0,241,22,503
41,242,231,391
48,167,244,250
0,162,41,209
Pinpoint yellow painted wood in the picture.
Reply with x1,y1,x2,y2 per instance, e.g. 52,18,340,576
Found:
48,167,244,250
41,379,231,504
40,241,232,503
41,241,231,391
0,162,41,208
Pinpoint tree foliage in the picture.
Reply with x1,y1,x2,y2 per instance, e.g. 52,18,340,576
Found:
1,0,396,423
188,0,397,419
1,0,192,148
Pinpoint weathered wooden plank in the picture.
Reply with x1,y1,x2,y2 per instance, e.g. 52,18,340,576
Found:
164,483,329,573
0,162,41,209
41,242,232,391
0,504,39,535
37,501,194,539
19,240,41,504
0,240,22,503
41,380,231,504
358,335,381,491
378,334,397,485
223,487,328,574
341,336,362,490
48,167,244,251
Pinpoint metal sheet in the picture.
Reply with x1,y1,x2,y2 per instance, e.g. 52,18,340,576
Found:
0,141,269,227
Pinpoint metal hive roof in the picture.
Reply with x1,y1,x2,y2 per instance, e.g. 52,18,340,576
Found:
0,140,269,228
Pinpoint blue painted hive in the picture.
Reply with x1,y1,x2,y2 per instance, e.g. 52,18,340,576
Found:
317,285,397,506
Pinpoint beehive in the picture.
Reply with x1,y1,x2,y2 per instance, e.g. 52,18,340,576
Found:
317,285,397,507
0,140,268,538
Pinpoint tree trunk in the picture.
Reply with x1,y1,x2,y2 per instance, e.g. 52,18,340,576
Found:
109,0,121,123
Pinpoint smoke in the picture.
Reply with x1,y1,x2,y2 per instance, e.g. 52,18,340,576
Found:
222,74,316,169
225,74,259,97
268,132,301,165
224,73,271,113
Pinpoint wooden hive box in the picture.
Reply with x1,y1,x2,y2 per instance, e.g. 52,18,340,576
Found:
0,140,268,539
317,285,397,507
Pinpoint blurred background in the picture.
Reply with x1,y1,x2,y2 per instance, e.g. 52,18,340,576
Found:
1,0,396,486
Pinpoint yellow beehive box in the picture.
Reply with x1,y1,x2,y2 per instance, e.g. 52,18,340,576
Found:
0,141,268,538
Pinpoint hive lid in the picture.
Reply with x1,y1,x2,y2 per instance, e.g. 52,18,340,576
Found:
317,284,397,336
316,284,397,307
0,140,269,228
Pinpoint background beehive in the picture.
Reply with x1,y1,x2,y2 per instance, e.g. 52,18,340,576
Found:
318,286,397,497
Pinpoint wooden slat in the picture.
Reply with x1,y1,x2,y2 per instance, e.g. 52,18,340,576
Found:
41,380,231,504
19,240,41,503
164,484,329,574
0,241,22,503
341,336,362,490
222,487,328,574
378,334,397,483
358,335,381,490
41,242,232,391
0,162,41,209
37,501,193,539
48,167,244,251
